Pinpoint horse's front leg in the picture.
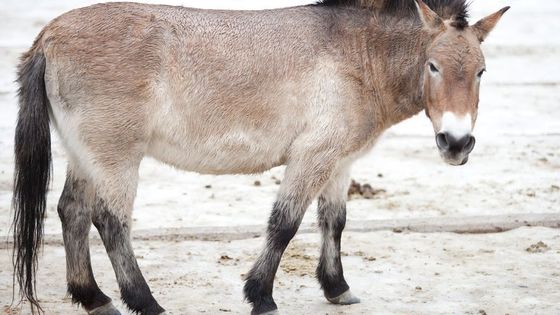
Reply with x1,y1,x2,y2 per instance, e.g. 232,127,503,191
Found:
244,152,337,315
316,165,360,305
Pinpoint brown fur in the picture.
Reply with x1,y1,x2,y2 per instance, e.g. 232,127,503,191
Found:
14,1,509,314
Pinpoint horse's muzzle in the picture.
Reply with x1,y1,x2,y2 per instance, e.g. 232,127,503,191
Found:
436,132,476,166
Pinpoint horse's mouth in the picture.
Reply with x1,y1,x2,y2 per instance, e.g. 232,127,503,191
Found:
439,151,470,166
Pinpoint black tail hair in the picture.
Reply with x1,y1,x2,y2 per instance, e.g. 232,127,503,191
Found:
12,46,51,314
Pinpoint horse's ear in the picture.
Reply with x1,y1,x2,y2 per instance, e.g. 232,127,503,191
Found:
471,7,510,43
414,0,444,31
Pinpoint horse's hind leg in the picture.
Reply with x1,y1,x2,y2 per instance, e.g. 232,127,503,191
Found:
90,160,165,315
58,167,120,315
316,165,360,305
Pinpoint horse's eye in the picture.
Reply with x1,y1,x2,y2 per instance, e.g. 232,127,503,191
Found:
477,69,486,78
429,62,439,73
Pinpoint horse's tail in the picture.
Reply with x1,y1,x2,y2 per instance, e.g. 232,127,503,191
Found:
12,41,51,314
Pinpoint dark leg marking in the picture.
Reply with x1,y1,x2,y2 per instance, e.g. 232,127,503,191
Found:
92,200,165,315
244,199,304,315
316,197,350,299
57,175,113,312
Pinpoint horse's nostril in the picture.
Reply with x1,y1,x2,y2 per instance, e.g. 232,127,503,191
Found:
464,136,476,154
436,133,449,150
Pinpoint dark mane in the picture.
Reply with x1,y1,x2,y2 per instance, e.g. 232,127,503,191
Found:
316,0,470,29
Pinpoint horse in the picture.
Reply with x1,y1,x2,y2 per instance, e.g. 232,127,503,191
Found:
11,0,508,314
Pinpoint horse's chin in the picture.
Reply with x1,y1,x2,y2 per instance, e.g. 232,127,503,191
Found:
439,151,469,166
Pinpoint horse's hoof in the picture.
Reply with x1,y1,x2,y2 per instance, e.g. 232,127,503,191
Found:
88,302,121,315
326,289,361,305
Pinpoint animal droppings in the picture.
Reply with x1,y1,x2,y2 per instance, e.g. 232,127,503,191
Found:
347,179,386,200
526,241,550,253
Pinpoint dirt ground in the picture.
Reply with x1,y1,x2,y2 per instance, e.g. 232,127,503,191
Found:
1,0,559,314
2,228,560,315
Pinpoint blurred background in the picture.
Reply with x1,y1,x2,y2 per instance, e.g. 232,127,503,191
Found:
0,1,559,314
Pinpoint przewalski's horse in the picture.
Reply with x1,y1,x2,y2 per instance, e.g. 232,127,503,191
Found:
12,0,508,314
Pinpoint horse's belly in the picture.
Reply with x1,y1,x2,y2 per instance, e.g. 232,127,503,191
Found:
146,79,306,174
147,127,292,175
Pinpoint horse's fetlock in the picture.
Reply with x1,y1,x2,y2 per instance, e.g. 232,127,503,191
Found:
120,280,164,315
244,265,279,314
316,267,350,299
67,281,112,311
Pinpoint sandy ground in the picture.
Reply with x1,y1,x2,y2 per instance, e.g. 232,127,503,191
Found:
2,227,560,315
0,0,559,314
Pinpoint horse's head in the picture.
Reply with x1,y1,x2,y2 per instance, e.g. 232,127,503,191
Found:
415,0,509,166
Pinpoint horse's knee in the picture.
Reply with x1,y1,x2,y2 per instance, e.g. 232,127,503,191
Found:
318,197,346,235
266,199,303,249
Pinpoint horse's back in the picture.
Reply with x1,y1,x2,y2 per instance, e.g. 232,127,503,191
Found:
41,2,327,104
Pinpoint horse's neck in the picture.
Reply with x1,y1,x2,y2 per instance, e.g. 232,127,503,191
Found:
359,22,429,127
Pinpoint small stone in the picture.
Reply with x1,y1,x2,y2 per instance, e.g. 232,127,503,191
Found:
347,179,362,198
361,184,375,199
479,249,495,254
253,180,261,186
205,184,212,189
526,241,549,253
219,255,233,261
